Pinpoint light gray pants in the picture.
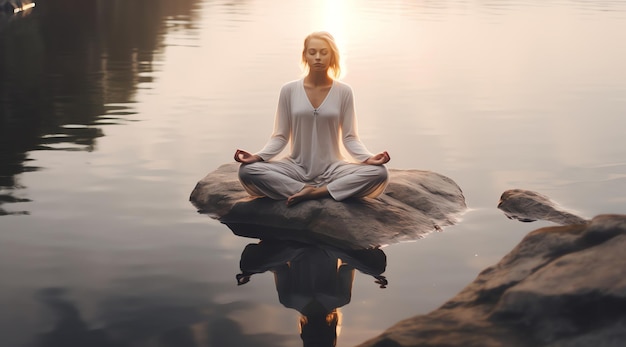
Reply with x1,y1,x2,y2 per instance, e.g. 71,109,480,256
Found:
238,160,388,201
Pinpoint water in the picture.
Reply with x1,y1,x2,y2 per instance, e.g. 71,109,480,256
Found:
1,0,625,346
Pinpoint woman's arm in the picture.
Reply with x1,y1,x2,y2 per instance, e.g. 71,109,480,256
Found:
234,84,292,163
340,86,373,162
340,85,391,164
255,84,292,161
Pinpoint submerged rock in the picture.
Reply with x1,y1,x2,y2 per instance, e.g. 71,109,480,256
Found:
497,189,587,225
357,214,626,347
189,163,467,249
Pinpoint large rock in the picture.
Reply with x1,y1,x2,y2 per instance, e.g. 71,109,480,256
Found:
357,214,626,347
189,163,467,249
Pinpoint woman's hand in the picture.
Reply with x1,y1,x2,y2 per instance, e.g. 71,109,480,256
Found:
364,151,390,165
234,149,263,164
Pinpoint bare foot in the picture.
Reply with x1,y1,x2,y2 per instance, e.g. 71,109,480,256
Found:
286,185,329,207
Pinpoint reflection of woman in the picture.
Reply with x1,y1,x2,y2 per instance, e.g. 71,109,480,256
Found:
235,32,390,207
237,240,387,347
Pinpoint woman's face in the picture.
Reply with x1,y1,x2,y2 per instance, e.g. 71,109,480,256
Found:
304,38,332,73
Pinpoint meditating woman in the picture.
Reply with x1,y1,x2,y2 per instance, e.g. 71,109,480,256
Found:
235,31,390,206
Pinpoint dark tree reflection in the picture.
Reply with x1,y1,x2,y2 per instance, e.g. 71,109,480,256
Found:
0,0,199,214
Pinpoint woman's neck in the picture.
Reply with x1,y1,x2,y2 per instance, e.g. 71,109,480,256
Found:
304,71,333,87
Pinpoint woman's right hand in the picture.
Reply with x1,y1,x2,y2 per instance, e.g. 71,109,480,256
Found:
364,151,391,165
234,149,262,164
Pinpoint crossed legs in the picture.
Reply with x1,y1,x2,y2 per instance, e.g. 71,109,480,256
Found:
238,160,388,206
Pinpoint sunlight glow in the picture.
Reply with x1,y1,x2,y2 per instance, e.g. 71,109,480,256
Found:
310,0,365,79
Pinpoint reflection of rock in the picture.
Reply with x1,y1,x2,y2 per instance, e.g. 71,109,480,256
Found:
189,163,467,249
357,214,626,347
498,189,587,225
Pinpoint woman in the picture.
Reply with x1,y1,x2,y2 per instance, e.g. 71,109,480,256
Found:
235,32,390,207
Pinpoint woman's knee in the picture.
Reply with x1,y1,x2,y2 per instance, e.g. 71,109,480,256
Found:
238,162,263,182
370,165,389,183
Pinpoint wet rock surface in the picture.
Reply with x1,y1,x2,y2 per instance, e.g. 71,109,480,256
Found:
357,214,626,347
189,163,467,249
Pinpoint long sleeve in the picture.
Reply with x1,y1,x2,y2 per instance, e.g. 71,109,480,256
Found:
340,86,373,162
255,84,291,161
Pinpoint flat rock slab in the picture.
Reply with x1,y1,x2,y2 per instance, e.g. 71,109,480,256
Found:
190,163,467,249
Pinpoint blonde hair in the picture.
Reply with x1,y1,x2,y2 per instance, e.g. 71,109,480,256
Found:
301,31,341,79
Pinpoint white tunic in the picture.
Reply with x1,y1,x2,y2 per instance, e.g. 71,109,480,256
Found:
239,79,387,201
255,79,374,180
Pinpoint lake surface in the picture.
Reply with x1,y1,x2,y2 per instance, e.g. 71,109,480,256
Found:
1,0,625,346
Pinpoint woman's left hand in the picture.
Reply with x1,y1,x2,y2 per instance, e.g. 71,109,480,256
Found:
364,151,390,165
234,149,262,164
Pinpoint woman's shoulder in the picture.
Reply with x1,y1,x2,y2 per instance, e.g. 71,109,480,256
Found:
333,79,354,96
276,80,301,100
333,79,351,88
280,79,302,91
